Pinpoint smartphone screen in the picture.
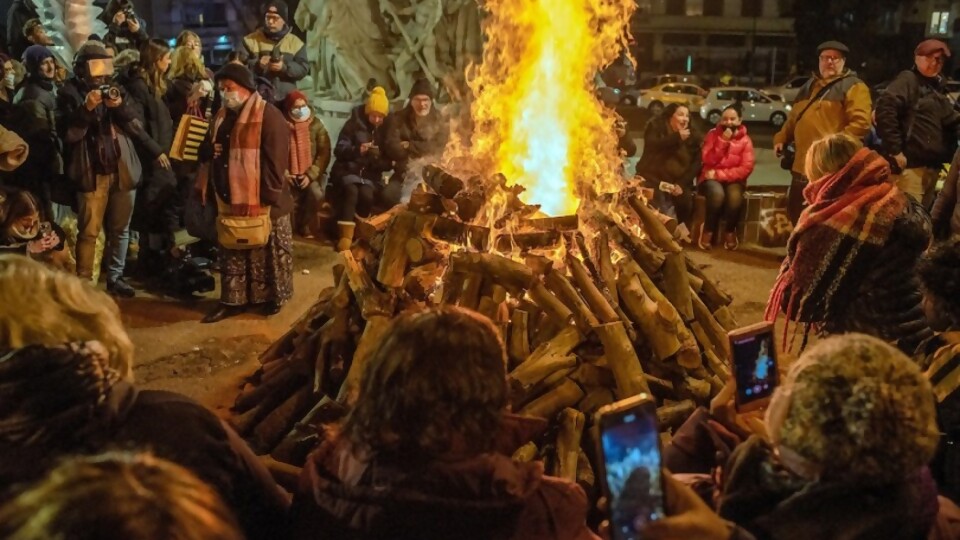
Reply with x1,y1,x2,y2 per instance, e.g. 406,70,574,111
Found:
600,401,665,540
731,328,778,411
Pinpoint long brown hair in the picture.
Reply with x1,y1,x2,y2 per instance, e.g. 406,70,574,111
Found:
340,307,508,463
169,45,205,81
138,38,169,99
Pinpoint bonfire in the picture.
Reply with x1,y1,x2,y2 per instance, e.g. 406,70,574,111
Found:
232,0,738,489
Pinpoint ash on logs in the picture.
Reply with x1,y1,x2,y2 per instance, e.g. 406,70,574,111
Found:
230,164,739,490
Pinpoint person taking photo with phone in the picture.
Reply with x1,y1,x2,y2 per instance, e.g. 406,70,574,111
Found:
698,103,755,250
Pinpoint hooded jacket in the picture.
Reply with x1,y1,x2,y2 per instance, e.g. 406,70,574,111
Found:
700,124,755,184
876,68,960,169
330,105,392,184
773,70,872,176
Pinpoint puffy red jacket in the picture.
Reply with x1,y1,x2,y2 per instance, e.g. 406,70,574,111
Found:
700,124,756,184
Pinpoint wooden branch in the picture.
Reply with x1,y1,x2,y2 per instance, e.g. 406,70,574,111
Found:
250,384,315,453
512,442,539,462
429,216,489,250
459,272,483,311
557,408,585,482
567,254,619,324
440,268,466,305
521,215,579,231
271,396,348,465
568,363,614,388
336,315,391,404
691,290,731,359
617,271,682,362
528,281,575,327
477,296,500,321
403,262,444,300
627,195,682,253
576,449,595,493
519,379,585,419
657,399,696,430
578,387,615,414
595,322,652,399
508,310,532,365
342,250,396,319
355,206,404,241
407,191,447,215
512,326,582,377
450,252,537,293
376,211,419,288
713,305,738,331
662,253,694,322
495,230,562,251
405,238,441,266
544,268,600,334
685,256,733,309
596,229,619,305
614,221,666,275
423,164,466,198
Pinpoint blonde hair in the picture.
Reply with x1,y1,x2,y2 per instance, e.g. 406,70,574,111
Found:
0,255,134,379
804,132,862,181
169,45,205,81
0,452,243,540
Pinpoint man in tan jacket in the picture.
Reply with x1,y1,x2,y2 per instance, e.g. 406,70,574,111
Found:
773,40,872,223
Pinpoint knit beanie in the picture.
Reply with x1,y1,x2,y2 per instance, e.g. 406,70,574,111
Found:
262,0,289,23
408,78,434,100
22,45,53,75
75,40,110,61
283,89,309,113
365,86,389,116
768,333,939,485
215,63,257,92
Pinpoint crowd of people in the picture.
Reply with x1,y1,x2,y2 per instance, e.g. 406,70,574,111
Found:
0,0,451,323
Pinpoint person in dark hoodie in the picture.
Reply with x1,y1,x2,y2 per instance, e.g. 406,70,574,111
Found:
328,85,392,251
289,307,600,540
99,0,148,54
118,38,176,282
14,45,66,220
876,39,960,209
242,0,308,103
381,77,449,206
0,255,291,540
5,0,38,60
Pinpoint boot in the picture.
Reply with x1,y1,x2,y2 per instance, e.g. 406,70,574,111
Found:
724,232,739,250
697,230,713,250
336,221,356,252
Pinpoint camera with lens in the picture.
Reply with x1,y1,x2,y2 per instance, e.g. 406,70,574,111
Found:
123,8,136,21
100,85,121,100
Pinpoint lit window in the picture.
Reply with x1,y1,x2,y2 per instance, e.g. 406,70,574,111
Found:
686,0,703,16
930,11,951,35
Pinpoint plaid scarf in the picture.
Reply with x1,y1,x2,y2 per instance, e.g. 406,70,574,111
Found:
288,118,313,177
211,93,266,216
765,148,907,349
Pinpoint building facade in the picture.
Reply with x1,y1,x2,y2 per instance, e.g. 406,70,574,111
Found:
631,0,796,85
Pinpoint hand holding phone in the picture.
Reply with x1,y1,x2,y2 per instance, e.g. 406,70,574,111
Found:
596,394,665,540
728,322,779,413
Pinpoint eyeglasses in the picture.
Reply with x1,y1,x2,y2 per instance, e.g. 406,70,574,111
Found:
819,55,843,63
925,55,946,64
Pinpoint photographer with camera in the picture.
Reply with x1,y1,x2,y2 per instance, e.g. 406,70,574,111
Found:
242,0,309,103
100,0,148,54
56,40,153,296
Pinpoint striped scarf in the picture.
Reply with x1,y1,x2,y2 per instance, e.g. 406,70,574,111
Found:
211,93,266,216
289,118,313,177
765,148,907,349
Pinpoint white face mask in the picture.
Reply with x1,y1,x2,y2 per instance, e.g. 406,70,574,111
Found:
291,106,310,120
221,90,242,110
4,73,15,89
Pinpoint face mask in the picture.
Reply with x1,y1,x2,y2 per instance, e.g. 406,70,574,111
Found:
291,106,310,120
4,73,15,89
221,90,242,110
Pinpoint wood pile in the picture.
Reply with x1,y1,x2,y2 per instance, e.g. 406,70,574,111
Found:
229,165,739,483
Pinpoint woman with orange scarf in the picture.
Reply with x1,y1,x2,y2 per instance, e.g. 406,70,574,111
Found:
766,132,932,353
282,90,331,238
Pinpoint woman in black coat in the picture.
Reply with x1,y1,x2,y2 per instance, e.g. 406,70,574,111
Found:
119,39,176,279
635,102,702,225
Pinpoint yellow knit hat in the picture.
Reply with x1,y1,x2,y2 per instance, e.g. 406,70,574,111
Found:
365,87,389,116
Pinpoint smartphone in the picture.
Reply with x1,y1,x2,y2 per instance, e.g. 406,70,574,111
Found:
658,181,674,193
727,322,779,413
596,394,665,540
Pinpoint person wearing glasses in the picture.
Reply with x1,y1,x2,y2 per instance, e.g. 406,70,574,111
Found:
876,39,960,210
773,40,871,224
242,0,309,103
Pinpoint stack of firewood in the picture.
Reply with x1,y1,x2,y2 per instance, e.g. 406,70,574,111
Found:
230,165,739,483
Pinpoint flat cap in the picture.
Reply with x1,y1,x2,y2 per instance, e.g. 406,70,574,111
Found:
915,39,951,57
817,40,850,55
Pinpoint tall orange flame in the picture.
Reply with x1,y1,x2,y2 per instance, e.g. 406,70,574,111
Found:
453,0,636,217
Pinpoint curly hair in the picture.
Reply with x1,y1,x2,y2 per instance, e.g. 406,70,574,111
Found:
917,239,960,328
0,255,134,379
0,451,243,540
340,307,508,462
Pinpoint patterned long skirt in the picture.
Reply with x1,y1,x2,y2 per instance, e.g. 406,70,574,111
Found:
219,214,294,306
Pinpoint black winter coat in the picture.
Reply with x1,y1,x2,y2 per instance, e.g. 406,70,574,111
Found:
875,69,960,169
5,0,37,60
382,105,449,180
120,69,178,234
9,78,63,199
329,105,392,185
635,115,702,189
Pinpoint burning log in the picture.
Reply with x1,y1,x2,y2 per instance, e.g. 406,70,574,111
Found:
557,408,585,482
612,221,666,275
355,206,404,242
342,251,396,319
521,215,579,231
405,238,442,266
428,216,490,250
377,211,419,288
544,268,599,334
495,230,562,251
628,196,682,254
459,272,484,311
403,262,444,300
596,229,618,305
423,164,466,199
408,191,450,215
450,252,537,293
594,322,651,398
566,253,619,324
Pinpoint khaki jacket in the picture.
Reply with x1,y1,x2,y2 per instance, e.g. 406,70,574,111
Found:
773,70,872,176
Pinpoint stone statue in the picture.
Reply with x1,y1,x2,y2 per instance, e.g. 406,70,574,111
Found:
31,0,107,69
296,0,482,101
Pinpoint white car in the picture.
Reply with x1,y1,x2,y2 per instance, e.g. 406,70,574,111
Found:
699,87,792,127
638,83,707,113
762,76,811,103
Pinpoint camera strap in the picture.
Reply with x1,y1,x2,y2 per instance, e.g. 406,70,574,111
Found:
793,75,846,125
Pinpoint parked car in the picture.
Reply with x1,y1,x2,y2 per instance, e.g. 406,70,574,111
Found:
762,75,811,103
637,83,707,113
699,86,792,126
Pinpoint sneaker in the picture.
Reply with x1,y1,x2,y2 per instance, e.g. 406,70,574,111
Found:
724,232,739,250
107,278,136,298
697,230,713,250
